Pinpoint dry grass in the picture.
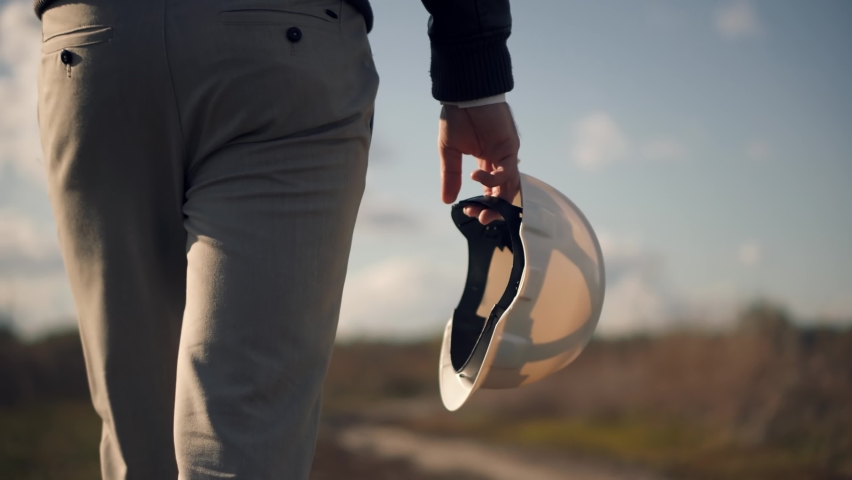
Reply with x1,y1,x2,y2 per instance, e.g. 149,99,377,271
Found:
0,401,101,480
2,304,851,479
325,306,852,479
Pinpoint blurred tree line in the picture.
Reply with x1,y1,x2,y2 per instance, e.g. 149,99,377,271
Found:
0,313,88,406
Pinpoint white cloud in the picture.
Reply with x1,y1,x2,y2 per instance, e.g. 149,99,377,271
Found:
337,234,745,341
599,273,670,336
0,208,73,337
641,138,686,162
571,113,688,170
571,112,629,170
337,257,464,341
0,0,45,181
596,233,753,336
595,233,674,336
738,241,762,267
347,231,708,340
716,1,762,40
597,232,641,259
746,140,771,161
0,2,72,338
0,209,60,263
0,272,75,338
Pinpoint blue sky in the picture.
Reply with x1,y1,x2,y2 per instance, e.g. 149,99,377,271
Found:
1,0,850,339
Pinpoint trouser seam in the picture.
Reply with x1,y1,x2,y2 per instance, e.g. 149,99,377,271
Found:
161,0,189,190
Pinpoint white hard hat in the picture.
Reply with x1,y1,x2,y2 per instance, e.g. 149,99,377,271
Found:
439,173,606,411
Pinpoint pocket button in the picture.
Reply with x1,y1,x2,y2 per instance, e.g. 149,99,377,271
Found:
286,27,302,43
60,49,72,65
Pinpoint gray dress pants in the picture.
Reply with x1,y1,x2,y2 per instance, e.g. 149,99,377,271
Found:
37,0,378,478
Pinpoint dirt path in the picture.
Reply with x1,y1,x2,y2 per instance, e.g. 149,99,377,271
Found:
338,424,668,480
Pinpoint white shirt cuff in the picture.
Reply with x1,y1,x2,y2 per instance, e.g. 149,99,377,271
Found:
441,93,506,109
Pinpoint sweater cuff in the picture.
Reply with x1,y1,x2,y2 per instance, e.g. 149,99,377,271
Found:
429,30,514,103
442,93,506,109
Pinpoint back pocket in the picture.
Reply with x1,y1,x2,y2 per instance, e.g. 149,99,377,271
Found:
42,26,114,54
219,0,342,32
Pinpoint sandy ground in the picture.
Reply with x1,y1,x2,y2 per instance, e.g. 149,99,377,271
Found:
310,397,669,480
310,427,485,480
318,423,669,480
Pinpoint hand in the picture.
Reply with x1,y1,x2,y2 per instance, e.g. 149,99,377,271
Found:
438,102,521,224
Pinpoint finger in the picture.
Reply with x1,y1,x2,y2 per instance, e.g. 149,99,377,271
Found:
470,166,515,189
479,208,505,225
463,205,486,218
440,145,463,204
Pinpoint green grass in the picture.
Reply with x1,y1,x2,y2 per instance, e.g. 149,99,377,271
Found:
500,416,711,464
0,401,101,480
2,402,848,480
402,413,847,480
495,417,838,479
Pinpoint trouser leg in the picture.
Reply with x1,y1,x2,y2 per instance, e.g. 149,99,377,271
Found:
38,1,185,478
165,0,378,477
175,130,370,478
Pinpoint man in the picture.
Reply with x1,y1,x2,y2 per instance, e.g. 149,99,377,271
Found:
35,0,520,477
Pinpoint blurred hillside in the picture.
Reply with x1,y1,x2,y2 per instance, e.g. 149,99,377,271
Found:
0,325,88,406
1,304,851,479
